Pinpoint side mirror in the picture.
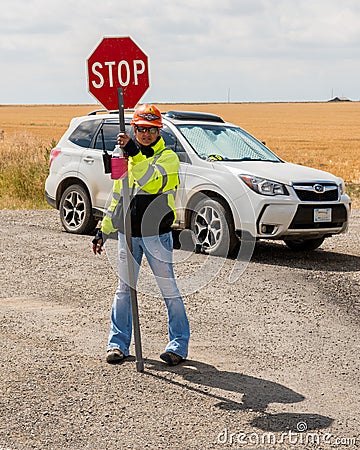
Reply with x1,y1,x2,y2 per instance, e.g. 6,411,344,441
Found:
177,152,190,163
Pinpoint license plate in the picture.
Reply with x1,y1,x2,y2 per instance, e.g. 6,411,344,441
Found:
314,208,332,222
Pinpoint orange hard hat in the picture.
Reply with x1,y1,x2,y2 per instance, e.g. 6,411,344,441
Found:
131,104,163,128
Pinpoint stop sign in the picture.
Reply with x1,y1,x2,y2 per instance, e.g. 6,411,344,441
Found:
87,37,149,110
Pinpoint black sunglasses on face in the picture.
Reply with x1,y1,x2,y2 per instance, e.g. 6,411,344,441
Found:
136,126,159,134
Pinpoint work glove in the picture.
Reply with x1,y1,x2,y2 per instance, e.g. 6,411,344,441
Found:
92,229,103,255
123,139,140,158
117,133,139,158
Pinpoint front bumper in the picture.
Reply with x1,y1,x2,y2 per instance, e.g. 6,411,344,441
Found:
230,187,351,240
255,202,349,239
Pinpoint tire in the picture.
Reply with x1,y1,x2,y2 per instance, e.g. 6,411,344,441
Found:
190,197,238,256
284,236,325,251
59,184,98,234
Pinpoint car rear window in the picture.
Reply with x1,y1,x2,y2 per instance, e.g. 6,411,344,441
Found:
94,123,133,151
94,123,119,151
69,119,102,148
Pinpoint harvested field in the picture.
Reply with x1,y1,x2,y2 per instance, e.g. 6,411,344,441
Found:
0,102,359,207
159,102,360,187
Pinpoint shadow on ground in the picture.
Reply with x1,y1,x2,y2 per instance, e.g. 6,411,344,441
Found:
144,358,333,432
173,229,359,273
251,240,360,273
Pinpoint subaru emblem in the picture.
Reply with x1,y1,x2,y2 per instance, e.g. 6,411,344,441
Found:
314,184,325,193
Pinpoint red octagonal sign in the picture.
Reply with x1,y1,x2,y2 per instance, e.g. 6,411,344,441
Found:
87,37,149,110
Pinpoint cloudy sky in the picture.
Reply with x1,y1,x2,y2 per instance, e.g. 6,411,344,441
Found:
1,0,359,104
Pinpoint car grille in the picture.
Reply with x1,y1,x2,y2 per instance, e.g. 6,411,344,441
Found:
289,204,347,229
292,183,339,201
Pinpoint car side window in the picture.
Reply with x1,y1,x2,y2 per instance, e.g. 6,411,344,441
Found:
94,123,133,151
94,123,118,151
161,126,190,163
69,119,102,148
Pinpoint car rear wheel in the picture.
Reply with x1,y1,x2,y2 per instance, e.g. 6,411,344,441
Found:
284,236,325,251
190,197,238,256
59,184,98,234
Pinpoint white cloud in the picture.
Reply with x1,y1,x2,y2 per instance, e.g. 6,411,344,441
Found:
0,0,359,103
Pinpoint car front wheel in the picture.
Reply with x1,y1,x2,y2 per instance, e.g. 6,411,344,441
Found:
59,184,98,234
284,236,325,251
190,197,238,256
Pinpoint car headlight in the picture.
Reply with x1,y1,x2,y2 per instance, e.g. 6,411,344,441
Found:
240,175,289,196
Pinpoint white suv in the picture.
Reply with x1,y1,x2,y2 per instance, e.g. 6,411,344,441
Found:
45,110,351,254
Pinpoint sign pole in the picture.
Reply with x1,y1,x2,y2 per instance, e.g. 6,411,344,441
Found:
118,88,144,373
87,37,149,372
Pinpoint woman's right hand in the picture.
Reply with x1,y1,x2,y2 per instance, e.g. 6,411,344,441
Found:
117,132,131,148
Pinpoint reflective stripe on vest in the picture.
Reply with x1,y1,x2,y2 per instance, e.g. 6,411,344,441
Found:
136,152,165,189
154,163,168,191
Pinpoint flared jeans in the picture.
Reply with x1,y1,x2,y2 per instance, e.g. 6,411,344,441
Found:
108,232,190,358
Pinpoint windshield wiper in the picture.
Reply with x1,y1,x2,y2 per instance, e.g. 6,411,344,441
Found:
237,157,280,162
241,157,261,161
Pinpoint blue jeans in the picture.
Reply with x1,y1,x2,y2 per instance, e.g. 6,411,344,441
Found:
108,232,190,358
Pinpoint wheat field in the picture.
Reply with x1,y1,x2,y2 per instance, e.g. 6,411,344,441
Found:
0,102,359,208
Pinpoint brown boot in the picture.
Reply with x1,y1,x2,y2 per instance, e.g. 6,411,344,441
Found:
106,348,124,364
160,352,184,366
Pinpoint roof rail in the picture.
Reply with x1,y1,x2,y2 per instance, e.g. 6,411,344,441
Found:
164,110,224,123
88,109,135,115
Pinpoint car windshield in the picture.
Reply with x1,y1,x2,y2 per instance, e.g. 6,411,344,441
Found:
177,124,281,162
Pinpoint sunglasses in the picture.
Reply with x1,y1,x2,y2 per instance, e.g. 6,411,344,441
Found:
136,126,159,134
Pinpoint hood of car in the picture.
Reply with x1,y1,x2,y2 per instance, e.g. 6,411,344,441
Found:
221,160,341,184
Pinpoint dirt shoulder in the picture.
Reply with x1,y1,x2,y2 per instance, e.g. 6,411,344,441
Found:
0,210,359,449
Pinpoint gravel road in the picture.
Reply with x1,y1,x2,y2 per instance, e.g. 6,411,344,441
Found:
0,209,359,450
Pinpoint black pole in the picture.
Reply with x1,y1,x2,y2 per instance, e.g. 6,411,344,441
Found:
118,88,144,372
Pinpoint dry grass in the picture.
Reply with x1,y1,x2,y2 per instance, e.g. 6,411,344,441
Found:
0,105,94,209
0,102,359,208
0,131,54,209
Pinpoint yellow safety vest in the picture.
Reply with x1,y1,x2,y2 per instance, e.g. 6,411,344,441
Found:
101,137,179,237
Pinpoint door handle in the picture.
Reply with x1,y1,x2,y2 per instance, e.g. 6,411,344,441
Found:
83,156,95,164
